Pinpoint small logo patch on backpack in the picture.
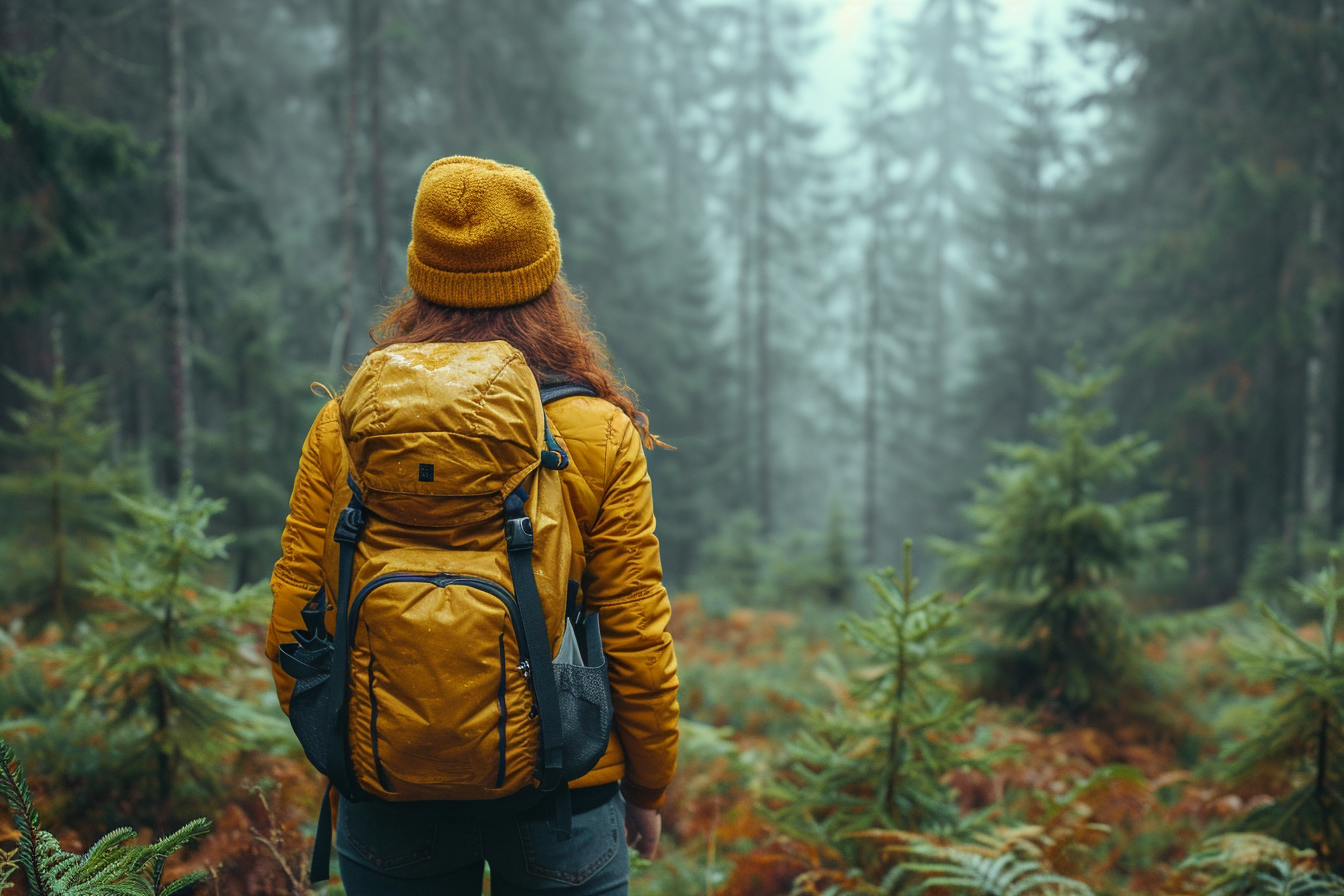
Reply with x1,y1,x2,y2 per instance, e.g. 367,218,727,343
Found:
418,463,434,482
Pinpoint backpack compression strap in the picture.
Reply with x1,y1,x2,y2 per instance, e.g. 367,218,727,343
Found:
503,486,572,839
310,484,367,884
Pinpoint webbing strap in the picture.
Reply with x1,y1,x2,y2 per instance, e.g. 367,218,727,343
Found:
503,488,565,796
309,783,333,883
308,493,365,884
547,785,573,841
325,494,365,798
539,381,590,470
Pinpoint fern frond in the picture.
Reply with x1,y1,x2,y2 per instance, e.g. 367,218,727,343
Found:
1202,859,1344,896
145,818,211,894
35,830,74,887
1176,834,1344,896
158,869,208,896
0,740,210,896
899,844,1093,896
0,741,44,893
78,826,141,880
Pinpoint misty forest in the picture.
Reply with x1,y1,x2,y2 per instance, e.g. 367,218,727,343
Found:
3,0,1344,892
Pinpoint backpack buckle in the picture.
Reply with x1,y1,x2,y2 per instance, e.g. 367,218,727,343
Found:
540,419,570,470
505,516,534,551
334,506,365,544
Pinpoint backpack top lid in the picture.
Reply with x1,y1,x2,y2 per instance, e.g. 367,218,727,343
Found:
339,340,545,526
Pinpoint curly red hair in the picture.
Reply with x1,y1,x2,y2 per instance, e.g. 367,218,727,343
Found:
370,277,661,448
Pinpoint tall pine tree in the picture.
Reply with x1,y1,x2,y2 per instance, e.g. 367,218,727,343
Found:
1079,0,1344,601
894,0,1001,540
711,0,829,536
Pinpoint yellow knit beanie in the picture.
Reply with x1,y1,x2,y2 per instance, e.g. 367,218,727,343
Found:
406,156,561,308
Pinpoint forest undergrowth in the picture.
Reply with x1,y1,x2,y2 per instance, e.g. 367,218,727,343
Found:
0,578,1335,896
0,357,1340,896
640,590,1337,896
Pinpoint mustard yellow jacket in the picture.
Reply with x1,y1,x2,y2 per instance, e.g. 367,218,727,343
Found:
266,392,680,809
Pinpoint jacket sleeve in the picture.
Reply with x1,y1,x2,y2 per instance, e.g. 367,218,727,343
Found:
266,400,342,713
582,411,680,810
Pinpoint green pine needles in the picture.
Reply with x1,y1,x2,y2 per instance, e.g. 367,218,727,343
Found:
0,360,137,629
937,351,1183,714
57,480,278,815
773,540,982,842
1223,558,1344,870
0,739,209,895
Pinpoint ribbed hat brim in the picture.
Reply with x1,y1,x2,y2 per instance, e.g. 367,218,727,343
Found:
407,235,561,309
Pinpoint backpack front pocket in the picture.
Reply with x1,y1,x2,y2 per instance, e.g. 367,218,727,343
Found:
345,572,541,799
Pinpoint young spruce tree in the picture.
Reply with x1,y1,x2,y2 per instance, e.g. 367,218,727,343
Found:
772,540,980,846
1224,557,1344,871
0,349,137,629
59,481,277,819
937,351,1183,714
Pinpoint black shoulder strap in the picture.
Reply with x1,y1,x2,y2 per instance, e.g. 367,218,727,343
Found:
502,486,571,838
540,381,599,405
538,381,594,471
311,482,367,883
325,483,366,800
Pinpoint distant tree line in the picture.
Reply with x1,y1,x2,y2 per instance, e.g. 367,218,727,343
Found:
2,0,1343,605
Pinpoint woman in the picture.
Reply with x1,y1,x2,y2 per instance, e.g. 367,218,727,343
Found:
266,156,679,895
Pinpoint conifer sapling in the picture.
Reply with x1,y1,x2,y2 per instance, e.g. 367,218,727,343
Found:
59,480,280,818
936,350,1183,714
0,352,136,629
1225,555,1344,871
773,540,982,844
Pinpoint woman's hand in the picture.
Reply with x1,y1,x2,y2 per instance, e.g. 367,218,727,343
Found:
625,805,661,859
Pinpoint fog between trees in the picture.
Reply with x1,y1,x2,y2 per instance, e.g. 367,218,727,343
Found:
3,0,1342,605
9,3,1344,893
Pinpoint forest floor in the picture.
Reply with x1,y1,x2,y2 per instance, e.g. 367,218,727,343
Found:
0,592,1309,896
631,596,1301,896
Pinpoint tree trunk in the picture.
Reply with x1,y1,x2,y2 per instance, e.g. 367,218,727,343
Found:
49,316,66,629
754,0,772,535
863,242,880,564
166,0,192,482
368,0,388,299
733,9,755,521
1303,304,1336,536
0,0,12,52
328,0,361,383
1305,0,1342,540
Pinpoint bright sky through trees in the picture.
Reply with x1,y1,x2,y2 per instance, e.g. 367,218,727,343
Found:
812,0,1084,148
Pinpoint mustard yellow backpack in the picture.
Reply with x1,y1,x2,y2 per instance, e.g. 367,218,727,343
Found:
277,341,612,883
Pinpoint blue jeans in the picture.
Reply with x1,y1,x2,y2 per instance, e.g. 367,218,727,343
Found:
336,791,629,895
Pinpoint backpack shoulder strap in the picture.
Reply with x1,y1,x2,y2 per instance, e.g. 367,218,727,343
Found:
537,381,597,471
539,381,599,405
502,489,567,807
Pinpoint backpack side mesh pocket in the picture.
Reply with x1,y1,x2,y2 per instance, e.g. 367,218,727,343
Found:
278,589,334,777
554,611,613,780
